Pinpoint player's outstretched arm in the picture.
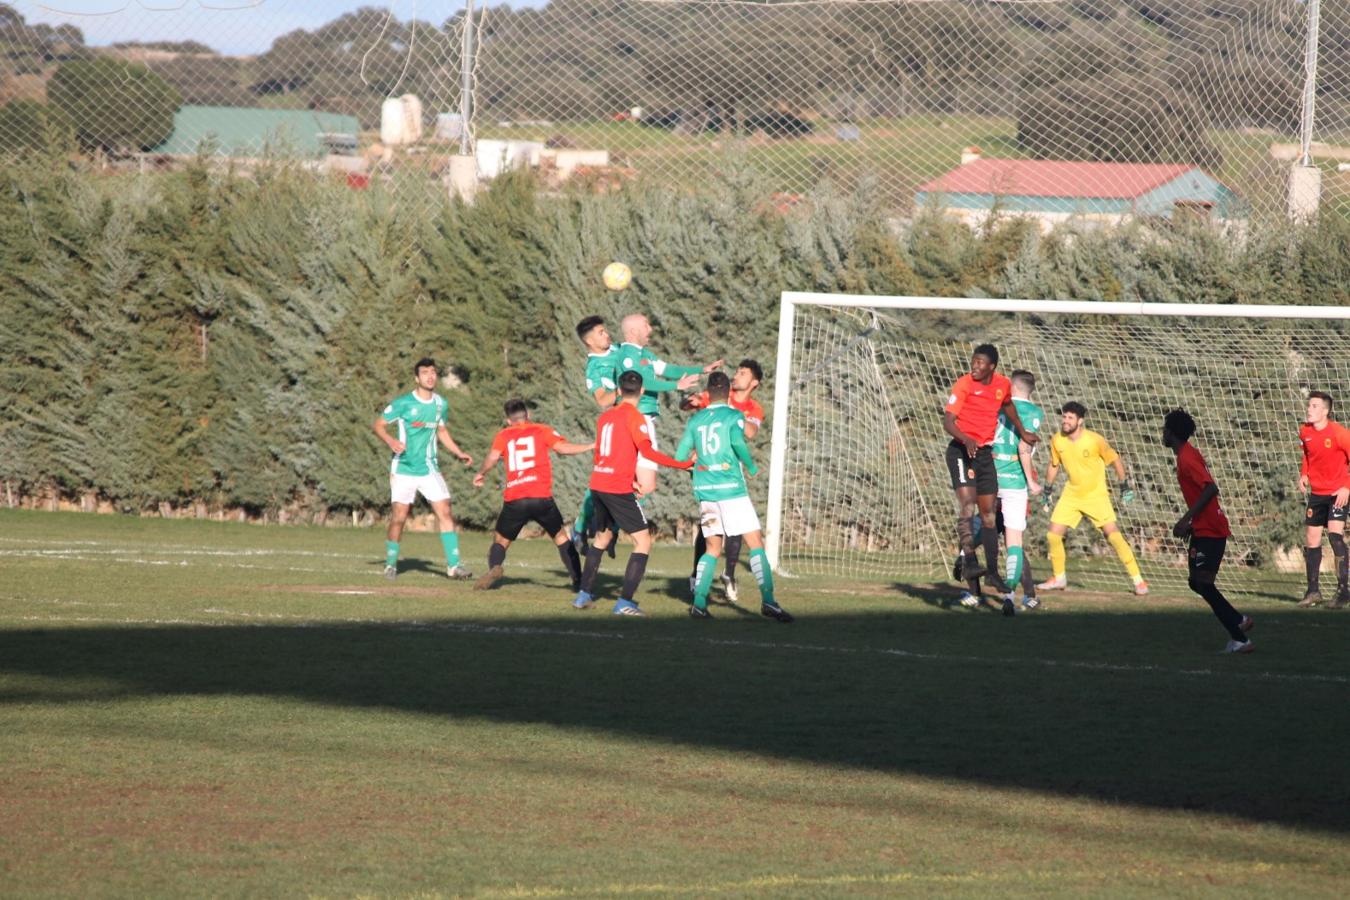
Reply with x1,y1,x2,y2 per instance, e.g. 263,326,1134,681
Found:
437,425,473,466
637,437,693,470
472,449,502,488
553,441,595,456
373,417,405,454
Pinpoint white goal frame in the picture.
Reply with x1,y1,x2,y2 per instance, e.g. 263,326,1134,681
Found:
765,293,1350,571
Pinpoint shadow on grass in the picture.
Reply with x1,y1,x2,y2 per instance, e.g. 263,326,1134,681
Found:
3,606,1349,834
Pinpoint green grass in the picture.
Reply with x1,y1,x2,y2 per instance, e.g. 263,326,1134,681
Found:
3,509,1349,897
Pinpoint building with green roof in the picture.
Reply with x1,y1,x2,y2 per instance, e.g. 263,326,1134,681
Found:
151,105,361,158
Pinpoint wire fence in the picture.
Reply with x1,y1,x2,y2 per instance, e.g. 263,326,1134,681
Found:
3,0,1349,224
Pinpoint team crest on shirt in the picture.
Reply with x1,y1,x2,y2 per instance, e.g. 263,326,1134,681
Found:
1326,438,1334,448
1082,449,1091,458
995,389,1004,399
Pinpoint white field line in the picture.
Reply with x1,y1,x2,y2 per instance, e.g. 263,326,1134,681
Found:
6,613,1346,687
0,546,695,579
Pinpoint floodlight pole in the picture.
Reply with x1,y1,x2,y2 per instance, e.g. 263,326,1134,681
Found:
1300,0,1321,167
459,0,475,157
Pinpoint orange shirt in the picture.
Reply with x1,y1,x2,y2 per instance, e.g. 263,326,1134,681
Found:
590,403,689,493
945,373,1012,446
1176,442,1230,539
1300,420,1350,495
490,421,565,502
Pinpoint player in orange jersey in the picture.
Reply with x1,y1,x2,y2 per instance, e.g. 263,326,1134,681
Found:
1296,391,1350,608
472,399,596,591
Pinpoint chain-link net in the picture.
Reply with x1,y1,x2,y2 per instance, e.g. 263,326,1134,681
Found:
4,0,1350,222
774,300,1350,599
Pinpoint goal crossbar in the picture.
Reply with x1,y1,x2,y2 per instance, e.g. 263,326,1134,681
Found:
766,294,1350,571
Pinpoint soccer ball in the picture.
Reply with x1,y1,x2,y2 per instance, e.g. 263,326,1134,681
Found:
602,262,632,292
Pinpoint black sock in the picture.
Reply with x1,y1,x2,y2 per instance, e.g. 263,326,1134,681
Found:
621,552,649,601
1021,558,1036,596
1191,578,1246,642
724,535,744,578
580,546,604,593
981,523,1002,587
1330,534,1349,591
1305,546,1323,592
488,543,506,570
559,541,581,586
693,530,706,576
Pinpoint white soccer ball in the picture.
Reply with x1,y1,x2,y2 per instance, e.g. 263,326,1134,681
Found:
602,262,632,292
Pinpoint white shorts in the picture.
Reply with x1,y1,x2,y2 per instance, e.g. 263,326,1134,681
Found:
637,414,660,472
390,472,450,505
998,486,1028,533
699,496,762,538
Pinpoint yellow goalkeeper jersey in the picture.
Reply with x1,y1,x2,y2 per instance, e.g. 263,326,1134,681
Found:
1050,429,1118,497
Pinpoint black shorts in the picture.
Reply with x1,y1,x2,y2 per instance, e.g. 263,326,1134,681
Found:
1305,494,1348,527
1187,536,1226,575
591,490,649,536
494,497,566,541
945,441,997,495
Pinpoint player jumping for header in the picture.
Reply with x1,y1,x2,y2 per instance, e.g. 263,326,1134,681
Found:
1163,409,1254,652
616,313,720,503
1037,401,1147,595
675,371,793,623
573,370,694,616
471,399,595,592
372,357,475,580
1296,391,1350,608
944,344,1038,598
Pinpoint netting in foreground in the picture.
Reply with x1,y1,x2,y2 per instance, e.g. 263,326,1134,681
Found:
772,299,1350,599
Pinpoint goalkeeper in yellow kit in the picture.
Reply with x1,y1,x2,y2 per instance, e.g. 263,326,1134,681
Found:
1037,401,1149,595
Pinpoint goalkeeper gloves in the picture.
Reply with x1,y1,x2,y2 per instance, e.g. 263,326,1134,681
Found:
1120,480,1136,504
1039,489,1053,515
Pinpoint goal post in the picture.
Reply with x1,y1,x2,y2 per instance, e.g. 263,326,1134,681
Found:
766,293,1350,597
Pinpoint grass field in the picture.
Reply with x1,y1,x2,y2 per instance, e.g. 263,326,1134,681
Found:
3,508,1350,897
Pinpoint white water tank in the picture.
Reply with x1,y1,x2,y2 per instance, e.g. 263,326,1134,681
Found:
381,98,406,145
380,94,424,146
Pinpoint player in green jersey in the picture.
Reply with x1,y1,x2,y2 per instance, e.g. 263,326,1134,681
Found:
988,369,1045,615
372,357,475,580
674,372,793,623
617,313,721,501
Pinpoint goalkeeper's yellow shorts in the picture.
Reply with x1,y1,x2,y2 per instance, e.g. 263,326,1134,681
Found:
1050,490,1117,530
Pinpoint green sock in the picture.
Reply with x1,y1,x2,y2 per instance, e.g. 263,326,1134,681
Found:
440,531,460,567
1005,546,1024,591
385,540,400,568
749,548,775,606
574,491,594,535
694,553,718,610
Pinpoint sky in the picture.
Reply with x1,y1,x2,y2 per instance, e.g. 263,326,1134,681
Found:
13,0,544,55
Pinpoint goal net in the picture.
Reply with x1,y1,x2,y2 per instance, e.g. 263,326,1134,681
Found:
766,294,1350,598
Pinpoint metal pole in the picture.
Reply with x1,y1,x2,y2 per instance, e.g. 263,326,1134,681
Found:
459,0,474,157
1300,0,1321,167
